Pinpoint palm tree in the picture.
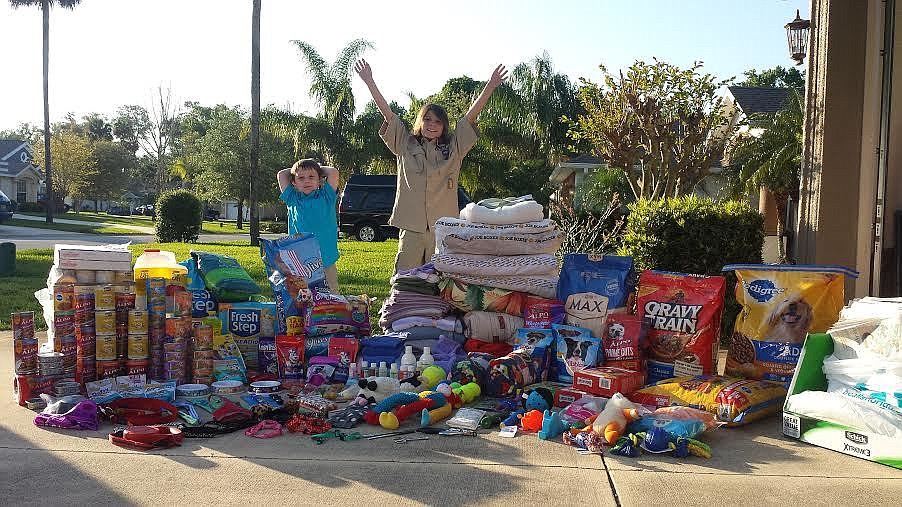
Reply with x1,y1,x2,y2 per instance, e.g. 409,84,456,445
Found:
9,0,81,223
249,0,261,246
727,91,804,262
287,38,372,172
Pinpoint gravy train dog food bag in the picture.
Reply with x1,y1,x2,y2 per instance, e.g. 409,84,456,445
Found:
722,264,857,384
636,271,726,385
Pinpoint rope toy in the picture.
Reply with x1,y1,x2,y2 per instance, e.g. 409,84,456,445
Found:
286,414,332,435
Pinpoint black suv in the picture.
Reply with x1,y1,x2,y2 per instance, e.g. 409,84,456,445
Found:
339,174,471,242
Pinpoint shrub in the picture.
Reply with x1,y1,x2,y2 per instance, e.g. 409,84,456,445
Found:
155,190,202,243
261,221,288,234
619,196,765,342
550,194,626,256
17,202,44,213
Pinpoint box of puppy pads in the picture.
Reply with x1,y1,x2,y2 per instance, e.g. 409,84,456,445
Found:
782,298,902,469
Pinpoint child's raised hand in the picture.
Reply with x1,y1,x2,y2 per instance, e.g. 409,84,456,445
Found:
488,64,509,89
354,59,373,83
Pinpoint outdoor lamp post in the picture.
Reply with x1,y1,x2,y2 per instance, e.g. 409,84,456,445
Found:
785,9,811,65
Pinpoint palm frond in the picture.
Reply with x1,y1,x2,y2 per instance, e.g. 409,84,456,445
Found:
331,38,373,82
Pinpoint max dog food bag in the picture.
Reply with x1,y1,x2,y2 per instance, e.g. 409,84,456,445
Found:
557,254,635,339
637,271,726,385
723,264,856,384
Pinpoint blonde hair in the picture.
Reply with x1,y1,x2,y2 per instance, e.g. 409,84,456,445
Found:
412,103,451,144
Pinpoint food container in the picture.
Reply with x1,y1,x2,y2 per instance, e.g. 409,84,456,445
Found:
94,285,116,310
96,359,121,379
95,334,118,361
94,310,117,335
127,333,148,359
95,270,115,284
53,284,75,312
75,270,96,284
128,310,148,334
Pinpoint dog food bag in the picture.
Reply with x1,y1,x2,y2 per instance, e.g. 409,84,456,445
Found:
261,234,327,335
723,264,857,384
276,335,305,380
552,323,602,383
637,270,726,385
523,296,565,328
602,313,647,370
192,251,262,303
306,289,356,337
629,375,788,426
557,254,635,338
514,329,556,381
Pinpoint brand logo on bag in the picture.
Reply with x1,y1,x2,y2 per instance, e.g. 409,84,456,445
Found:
845,431,868,445
843,442,871,457
192,290,216,317
744,279,785,303
643,301,702,333
228,308,260,337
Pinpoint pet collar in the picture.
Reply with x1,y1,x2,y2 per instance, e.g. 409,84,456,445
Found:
244,420,283,439
109,426,183,451
102,398,179,426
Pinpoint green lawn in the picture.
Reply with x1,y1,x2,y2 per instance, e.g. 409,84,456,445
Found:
1,239,397,331
14,210,254,235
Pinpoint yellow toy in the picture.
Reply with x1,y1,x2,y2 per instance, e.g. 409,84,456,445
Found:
587,393,642,444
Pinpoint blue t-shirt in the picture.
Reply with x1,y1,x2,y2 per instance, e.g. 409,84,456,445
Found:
280,184,339,267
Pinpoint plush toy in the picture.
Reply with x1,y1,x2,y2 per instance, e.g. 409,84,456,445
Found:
419,365,447,390
420,402,453,427
538,410,569,440
587,393,641,444
363,392,420,426
519,410,544,432
347,377,402,404
521,387,553,412
500,410,524,429
610,427,712,459
454,383,481,404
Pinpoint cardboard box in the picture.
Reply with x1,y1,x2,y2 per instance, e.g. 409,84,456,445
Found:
57,259,133,271
55,246,132,263
572,366,645,397
782,333,902,470
554,386,592,408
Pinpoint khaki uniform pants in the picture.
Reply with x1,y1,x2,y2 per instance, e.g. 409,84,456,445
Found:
395,227,435,273
324,264,339,293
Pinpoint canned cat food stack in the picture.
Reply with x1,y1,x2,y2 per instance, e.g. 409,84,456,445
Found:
74,285,96,325
94,285,116,311
146,278,167,380
163,339,187,384
192,324,214,384
59,334,77,374
38,351,65,376
12,312,38,375
54,380,82,397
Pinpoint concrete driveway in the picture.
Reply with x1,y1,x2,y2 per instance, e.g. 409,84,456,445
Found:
0,332,899,506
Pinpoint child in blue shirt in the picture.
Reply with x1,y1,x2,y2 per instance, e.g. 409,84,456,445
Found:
277,159,340,291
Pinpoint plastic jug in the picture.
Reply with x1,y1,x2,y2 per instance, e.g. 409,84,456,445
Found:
133,249,188,303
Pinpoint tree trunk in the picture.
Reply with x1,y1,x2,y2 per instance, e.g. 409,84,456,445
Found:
774,191,789,263
249,0,261,246
42,0,53,224
236,199,244,230
94,199,99,213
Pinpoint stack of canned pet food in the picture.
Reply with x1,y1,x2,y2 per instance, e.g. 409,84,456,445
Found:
163,285,193,384
51,284,77,376
192,323,214,384
126,308,149,375
74,284,97,383
146,278,167,380
12,311,38,376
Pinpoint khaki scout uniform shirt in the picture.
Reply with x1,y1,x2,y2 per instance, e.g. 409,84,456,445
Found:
379,113,479,233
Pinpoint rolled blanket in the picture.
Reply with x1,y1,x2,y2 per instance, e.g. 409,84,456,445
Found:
460,198,544,224
433,252,560,277
442,229,564,256
463,311,524,344
439,277,532,316
450,272,558,299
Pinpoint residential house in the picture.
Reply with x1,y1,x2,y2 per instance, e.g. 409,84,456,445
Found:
795,0,901,297
548,154,606,209
219,200,286,221
0,140,42,205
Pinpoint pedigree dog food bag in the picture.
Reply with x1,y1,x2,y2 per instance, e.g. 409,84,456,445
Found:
723,264,857,384
637,271,726,385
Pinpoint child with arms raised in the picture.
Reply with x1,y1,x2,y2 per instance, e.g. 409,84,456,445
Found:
277,159,341,291
355,58,507,272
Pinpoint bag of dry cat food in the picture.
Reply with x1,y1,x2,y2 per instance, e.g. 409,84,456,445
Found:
723,264,857,384
637,271,726,385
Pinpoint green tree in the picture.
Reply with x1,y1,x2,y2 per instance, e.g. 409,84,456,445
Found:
289,38,372,172
89,140,133,210
738,66,805,90
10,0,82,223
726,91,803,262
33,129,94,210
567,59,734,201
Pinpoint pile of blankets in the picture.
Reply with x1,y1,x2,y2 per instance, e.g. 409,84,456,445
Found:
433,195,564,347
376,264,467,357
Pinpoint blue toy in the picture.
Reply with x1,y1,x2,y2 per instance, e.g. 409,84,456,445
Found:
538,410,568,440
521,387,553,412
500,410,524,428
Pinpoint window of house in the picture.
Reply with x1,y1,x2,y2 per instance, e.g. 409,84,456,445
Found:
16,180,26,203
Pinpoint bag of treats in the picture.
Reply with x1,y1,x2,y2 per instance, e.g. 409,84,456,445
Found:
602,313,647,371
261,234,327,335
523,296,565,329
723,264,857,384
557,254,635,338
305,289,356,337
513,328,556,381
637,270,726,385
276,334,305,380
552,323,602,383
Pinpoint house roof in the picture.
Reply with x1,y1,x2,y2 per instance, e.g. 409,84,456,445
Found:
726,87,793,116
0,139,40,178
563,154,605,165
549,154,607,184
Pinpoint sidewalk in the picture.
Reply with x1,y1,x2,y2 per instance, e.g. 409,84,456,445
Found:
12,213,156,234
1,331,898,506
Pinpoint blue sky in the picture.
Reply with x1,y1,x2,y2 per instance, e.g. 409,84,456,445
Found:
0,0,809,129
